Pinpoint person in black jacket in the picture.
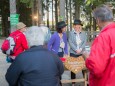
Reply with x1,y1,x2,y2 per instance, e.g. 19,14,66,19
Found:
5,26,64,86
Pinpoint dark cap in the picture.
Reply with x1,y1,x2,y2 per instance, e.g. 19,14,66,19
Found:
57,21,67,29
73,19,83,26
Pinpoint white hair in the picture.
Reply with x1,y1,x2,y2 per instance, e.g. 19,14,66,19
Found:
40,26,49,35
39,26,51,44
25,26,45,47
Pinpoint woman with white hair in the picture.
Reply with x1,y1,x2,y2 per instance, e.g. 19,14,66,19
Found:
5,26,64,86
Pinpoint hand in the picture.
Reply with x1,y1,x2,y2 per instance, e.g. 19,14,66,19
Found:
76,49,82,54
63,54,68,58
82,51,90,59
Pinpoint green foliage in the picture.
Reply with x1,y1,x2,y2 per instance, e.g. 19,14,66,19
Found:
20,0,33,8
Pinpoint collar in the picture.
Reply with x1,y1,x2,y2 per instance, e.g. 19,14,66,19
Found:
29,45,47,50
24,45,47,53
101,22,115,33
73,29,81,34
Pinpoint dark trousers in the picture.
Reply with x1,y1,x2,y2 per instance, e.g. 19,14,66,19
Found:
58,52,64,86
58,52,64,57
70,53,82,79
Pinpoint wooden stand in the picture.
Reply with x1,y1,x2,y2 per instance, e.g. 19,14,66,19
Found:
61,69,89,86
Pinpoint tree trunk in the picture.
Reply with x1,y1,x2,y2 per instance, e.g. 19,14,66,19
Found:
89,12,92,42
1,0,10,36
46,0,49,27
52,0,54,30
93,17,96,31
10,0,17,32
35,0,38,26
38,0,42,26
66,0,69,30
75,1,80,19
55,0,58,26
32,0,38,26
69,0,72,30
59,0,65,21
31,1,34,25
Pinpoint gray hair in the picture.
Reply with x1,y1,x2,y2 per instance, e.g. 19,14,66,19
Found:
25,26,45,47
40,26,51,44
93,4,113,22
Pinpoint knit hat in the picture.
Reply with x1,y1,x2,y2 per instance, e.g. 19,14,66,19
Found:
16,22,26,29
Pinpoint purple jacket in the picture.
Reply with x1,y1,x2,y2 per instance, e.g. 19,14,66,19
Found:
48,32,68,55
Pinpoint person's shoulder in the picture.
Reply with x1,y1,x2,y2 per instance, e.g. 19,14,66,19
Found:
53,31,57,34
9,30,17,35
16,49,31,60
14,51,26,62
63,32,66,35
10,30,22,36
52,32,58,36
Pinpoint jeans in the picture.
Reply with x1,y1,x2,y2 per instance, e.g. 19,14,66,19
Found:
58,52,64,86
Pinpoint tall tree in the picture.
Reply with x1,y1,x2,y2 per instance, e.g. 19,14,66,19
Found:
52,0,54,30
65,0,69,30
10,0,17,32
74,0,80,19
69,0,72,30
55,0,58,26
38,0,43,25
31,1,34,25
46,0,49,27
59,0,65,21
1,0,10,36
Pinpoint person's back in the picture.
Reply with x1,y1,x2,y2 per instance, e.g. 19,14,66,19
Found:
10,30,28,57
86,22,115,86
84,5,115,86
8,22,28,60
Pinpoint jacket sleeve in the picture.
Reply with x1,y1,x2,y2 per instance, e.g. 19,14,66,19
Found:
64,33,68,55
21,34,29,50
86,34,111,78
57,59,64,75
5,56,23,86
54,54,64,75
80,32,87,49
47,34,55,51
68,31,77,51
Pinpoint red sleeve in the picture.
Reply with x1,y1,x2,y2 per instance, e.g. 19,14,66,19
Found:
20,34,29,50
86,33,111,77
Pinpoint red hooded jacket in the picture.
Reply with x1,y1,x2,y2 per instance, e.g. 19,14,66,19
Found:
86,22,115,86
10,30,29,57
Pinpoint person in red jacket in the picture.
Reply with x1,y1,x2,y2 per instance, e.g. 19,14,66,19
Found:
8,22,29,61
83,5,115,86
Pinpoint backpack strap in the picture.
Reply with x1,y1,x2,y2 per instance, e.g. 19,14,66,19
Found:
11,33,23,54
